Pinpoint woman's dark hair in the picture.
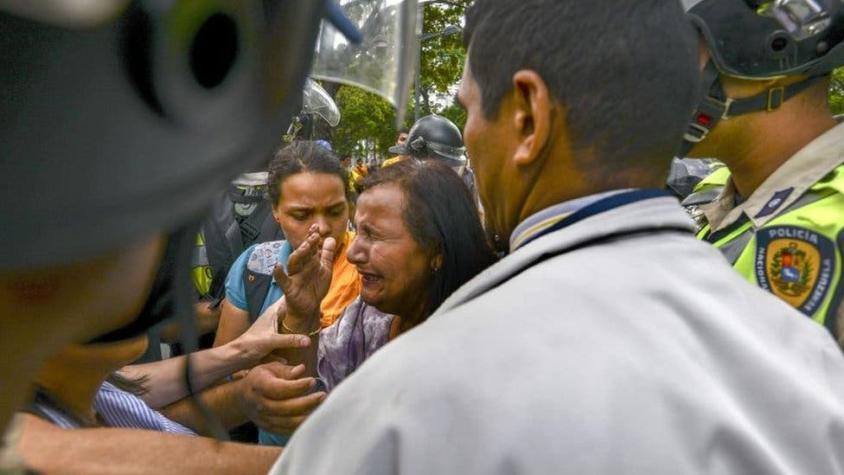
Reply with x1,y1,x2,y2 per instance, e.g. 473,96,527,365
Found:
359,159,498,327
267,140,352,206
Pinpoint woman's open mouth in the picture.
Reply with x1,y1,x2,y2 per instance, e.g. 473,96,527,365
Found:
360,272,382,284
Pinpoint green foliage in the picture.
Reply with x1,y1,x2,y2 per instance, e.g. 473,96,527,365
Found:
330,1,470,159
329,2,844,158
438,101,467,130
830,68,844,115
331,85,398,159
418,1,471,100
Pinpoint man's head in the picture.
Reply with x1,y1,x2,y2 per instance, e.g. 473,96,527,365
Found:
388,115,466,167
457,0,700,239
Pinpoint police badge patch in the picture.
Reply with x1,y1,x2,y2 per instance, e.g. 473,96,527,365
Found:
755,225,836,316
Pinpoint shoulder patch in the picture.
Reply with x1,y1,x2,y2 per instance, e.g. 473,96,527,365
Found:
755,226,836,316
246,240,285,275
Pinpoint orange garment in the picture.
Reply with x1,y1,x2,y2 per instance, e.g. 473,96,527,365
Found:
320,231,361,327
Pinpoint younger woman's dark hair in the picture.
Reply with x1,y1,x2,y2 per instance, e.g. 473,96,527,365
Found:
359,159,498,328
267,140,352,206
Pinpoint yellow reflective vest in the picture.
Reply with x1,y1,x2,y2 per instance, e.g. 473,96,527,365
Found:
696,125,844,337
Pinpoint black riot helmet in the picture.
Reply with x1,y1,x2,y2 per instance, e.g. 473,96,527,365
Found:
680,0,844,153
684,0,844,79
389,114,466,167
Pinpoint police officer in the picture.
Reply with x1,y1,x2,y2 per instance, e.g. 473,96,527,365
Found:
681,0,844,342
271,1,844,473
386,114,478,196
0,0,344,464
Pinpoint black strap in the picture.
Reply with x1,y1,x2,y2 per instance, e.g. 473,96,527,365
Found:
202,187,282,302
244,270,274,323
238,198,279,244
681,61,825,154
725,76,825,117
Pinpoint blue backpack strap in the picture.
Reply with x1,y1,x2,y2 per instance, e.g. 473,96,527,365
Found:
243,271,272,323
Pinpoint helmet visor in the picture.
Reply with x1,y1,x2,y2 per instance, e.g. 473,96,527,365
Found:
303,78,341,127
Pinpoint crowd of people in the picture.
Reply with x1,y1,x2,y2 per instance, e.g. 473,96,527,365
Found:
5,0,844,473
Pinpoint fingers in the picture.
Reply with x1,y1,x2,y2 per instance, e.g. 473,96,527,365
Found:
257,376,314,400
257,391,327,418
319,237,337,269
261,361,307,379
249,362,317,399
266,333,312,351
254,413,314,434
286,229,322,274
272,264,290,289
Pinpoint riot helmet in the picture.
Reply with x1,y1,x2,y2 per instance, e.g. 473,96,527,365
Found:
389,114,466,167
0,0,418,342
680,0,844,153
683,0,844,79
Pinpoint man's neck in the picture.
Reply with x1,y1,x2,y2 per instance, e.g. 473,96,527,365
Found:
0,362,37,438
515,166,662,233
721,110,836,198
0,321,60,437
35,348,118,426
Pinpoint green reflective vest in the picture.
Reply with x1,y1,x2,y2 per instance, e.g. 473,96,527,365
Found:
698,164,844,337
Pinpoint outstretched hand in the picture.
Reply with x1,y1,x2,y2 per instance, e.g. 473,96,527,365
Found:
230,298,311,367
273,225,337,331
237,361,327,435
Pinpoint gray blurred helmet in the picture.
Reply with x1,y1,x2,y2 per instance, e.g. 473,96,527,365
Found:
0,1,326,271
682,0,844,79
389,114,466,166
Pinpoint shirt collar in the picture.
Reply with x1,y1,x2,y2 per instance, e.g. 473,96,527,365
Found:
509,189,632,252
700,122,844,232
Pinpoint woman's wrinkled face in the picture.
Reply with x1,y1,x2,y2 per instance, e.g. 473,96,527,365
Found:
272,172,349,251
347,184,433,317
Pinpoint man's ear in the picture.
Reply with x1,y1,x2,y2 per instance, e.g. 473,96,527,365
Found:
510,70,552,167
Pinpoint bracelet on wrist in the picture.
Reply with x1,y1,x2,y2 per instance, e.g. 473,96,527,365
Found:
281,318,321,336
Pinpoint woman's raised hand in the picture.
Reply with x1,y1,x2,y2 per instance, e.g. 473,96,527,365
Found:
273,225,337,332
